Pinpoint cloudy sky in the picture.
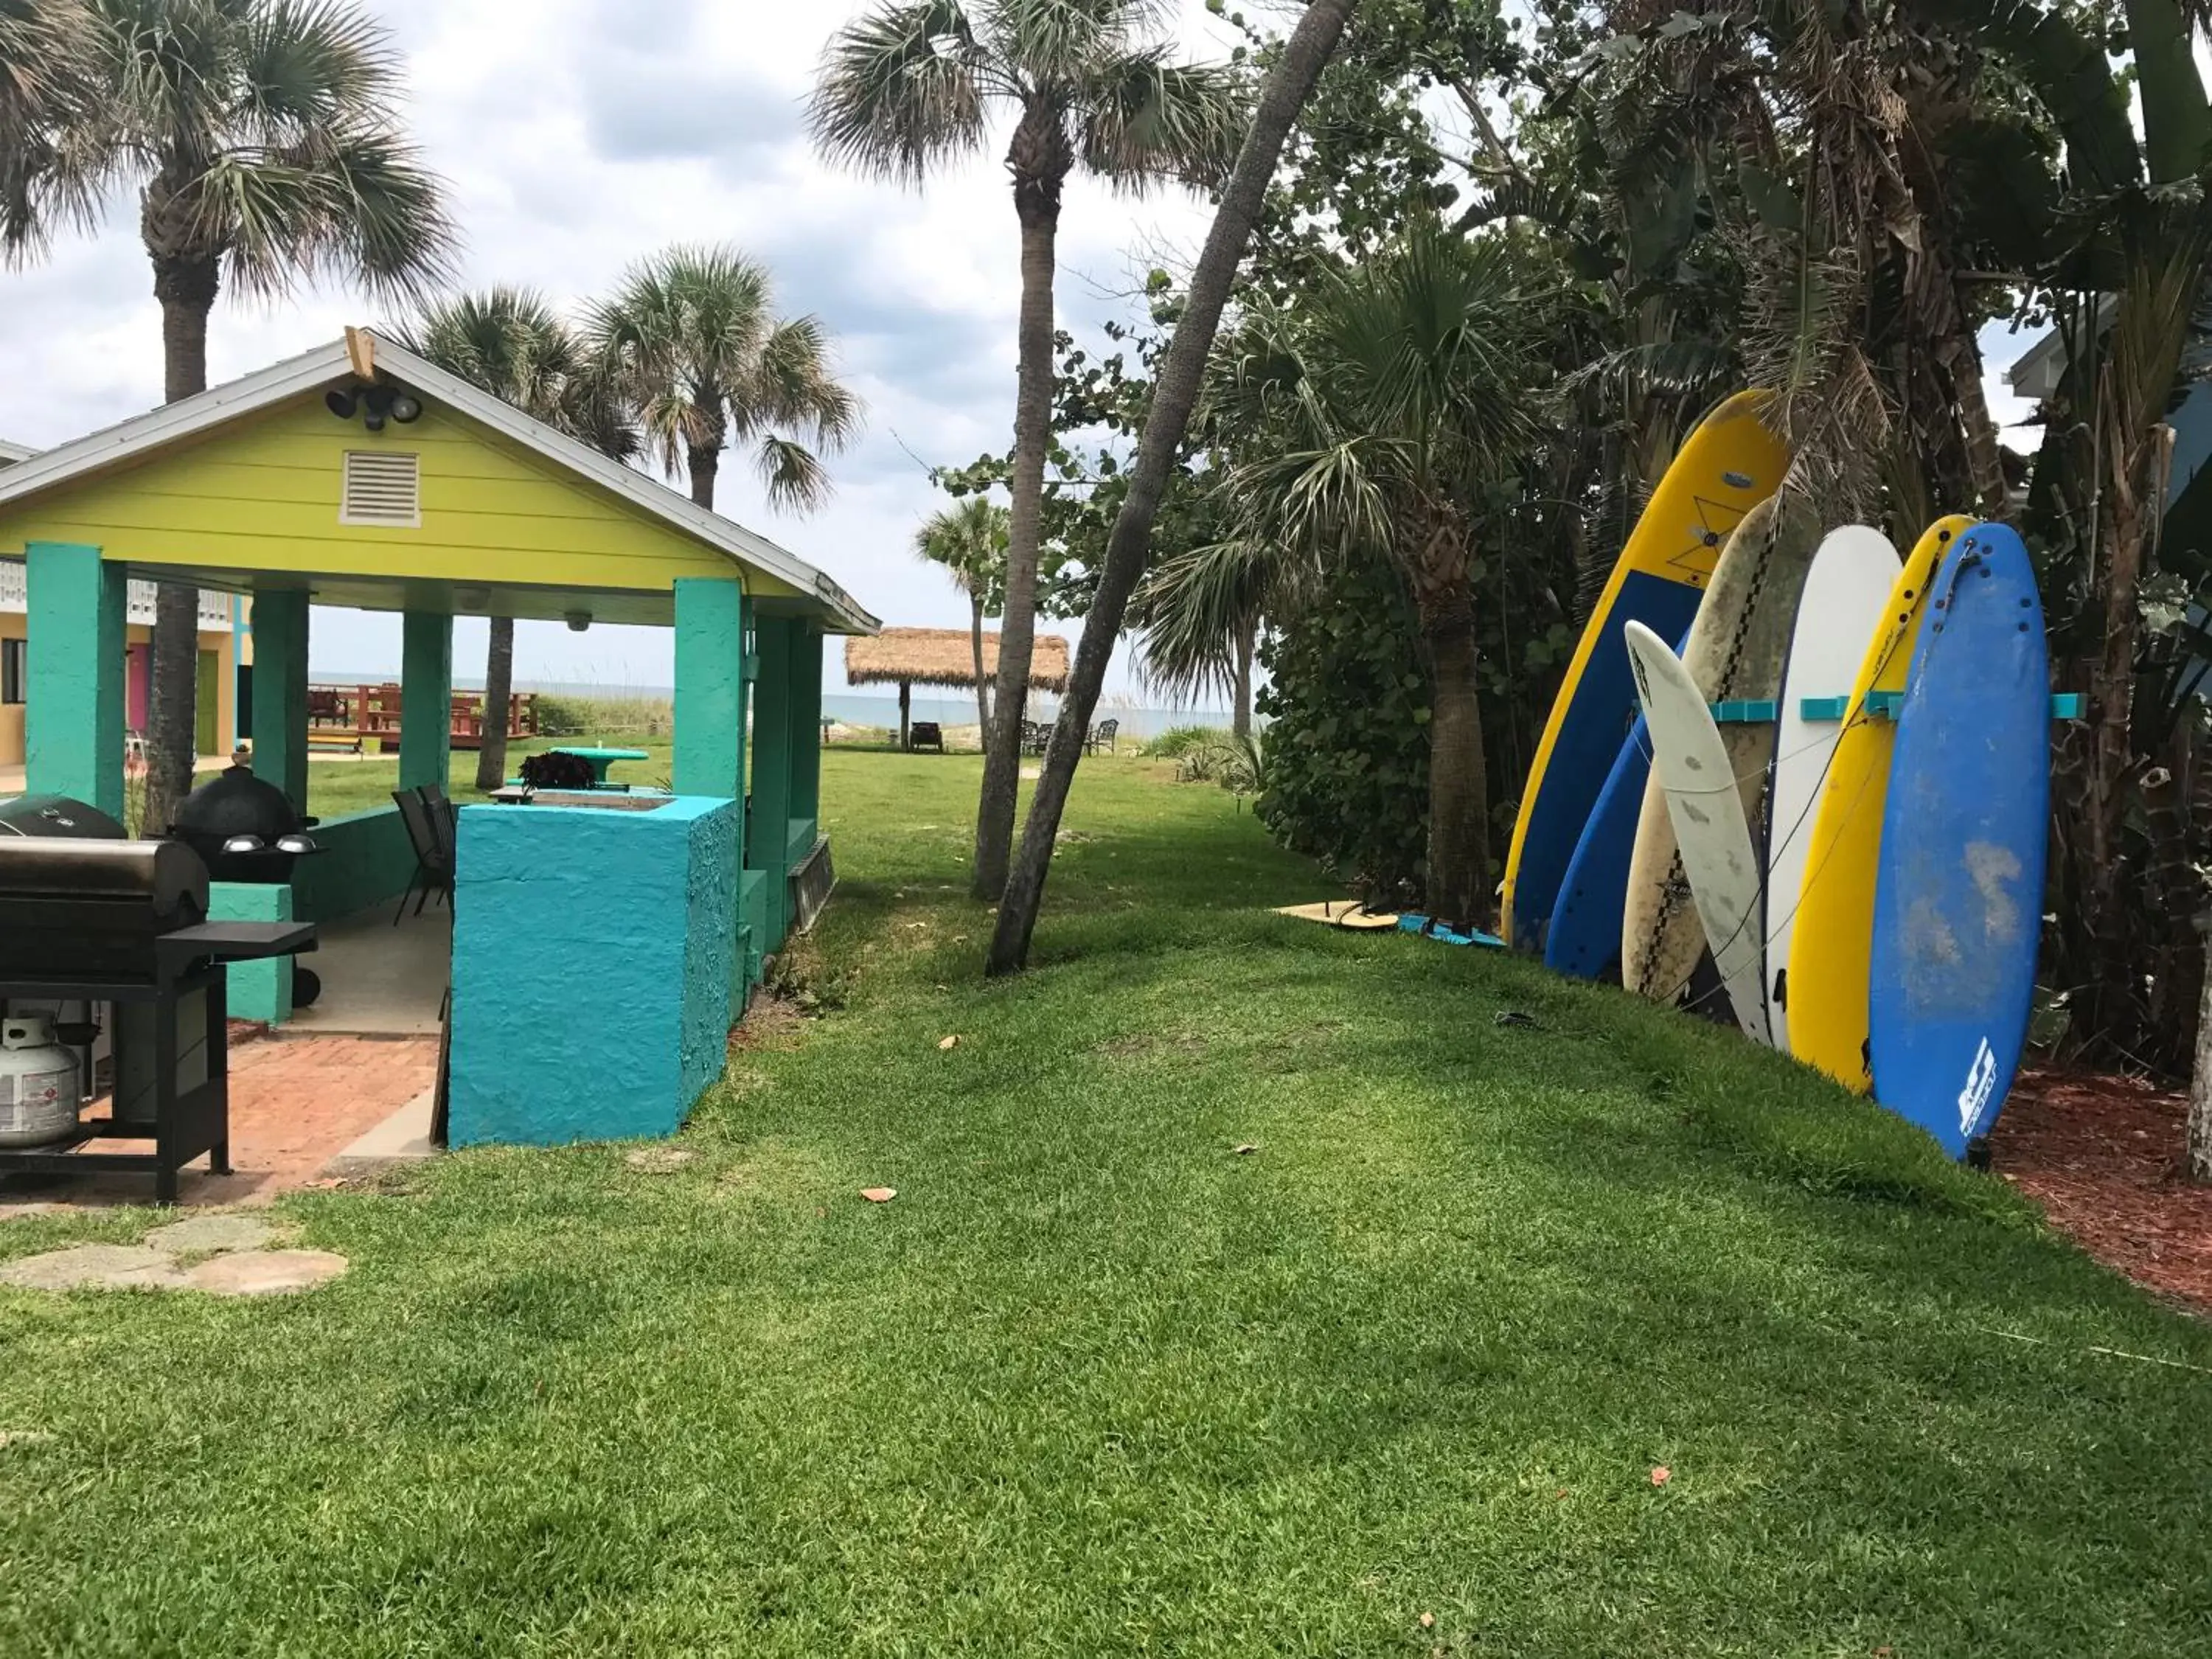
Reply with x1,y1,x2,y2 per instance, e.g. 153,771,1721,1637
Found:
0,0,1246,702
0,0,2043,702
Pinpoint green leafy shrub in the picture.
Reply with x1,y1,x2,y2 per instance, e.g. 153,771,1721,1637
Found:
1255,553,1432,900
1145,723,1231,759
534,694,672,739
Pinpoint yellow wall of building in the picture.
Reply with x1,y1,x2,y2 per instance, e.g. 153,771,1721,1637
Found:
0,393,788,600
0,611,234,770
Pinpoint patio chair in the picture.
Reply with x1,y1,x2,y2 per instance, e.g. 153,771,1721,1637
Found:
1086,718,1119,756
909,720,945,753
391,787,454,925
1021,720,1048,756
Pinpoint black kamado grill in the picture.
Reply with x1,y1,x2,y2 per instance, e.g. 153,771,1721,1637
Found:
169,761,324,1006
0,793,314,1201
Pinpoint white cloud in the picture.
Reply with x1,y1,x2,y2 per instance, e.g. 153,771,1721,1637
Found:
0,0,1242,709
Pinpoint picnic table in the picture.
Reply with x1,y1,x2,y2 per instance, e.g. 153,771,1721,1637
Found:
549,746,648,785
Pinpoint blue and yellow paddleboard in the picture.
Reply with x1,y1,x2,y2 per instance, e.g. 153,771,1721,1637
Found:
1501,392,1787,951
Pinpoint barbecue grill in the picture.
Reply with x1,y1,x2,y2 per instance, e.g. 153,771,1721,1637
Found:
0,799,315,1201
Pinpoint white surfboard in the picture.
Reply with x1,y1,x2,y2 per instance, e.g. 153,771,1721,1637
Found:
1764,526,1901,1051
1624,620,1771,1045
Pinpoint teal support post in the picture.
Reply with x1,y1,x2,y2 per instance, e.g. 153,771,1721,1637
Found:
675,577,750,1015
249,589,310,813
210,881,293,1024
24,542,125,816
747,614,795,954
399,610,453,792
672,578,745,798
788,625,823,832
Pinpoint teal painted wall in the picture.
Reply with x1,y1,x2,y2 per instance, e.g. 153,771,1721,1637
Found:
748,615,794,955
448,795,738,1147
290,806,417,924
249,590,310,813
790,625,824,822
399,610,453,790
210,881,292,1023
672,577,744,797
672,578,751,1012
24,541,125,816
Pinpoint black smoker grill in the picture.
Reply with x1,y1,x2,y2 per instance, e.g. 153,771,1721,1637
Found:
0,799,315,1201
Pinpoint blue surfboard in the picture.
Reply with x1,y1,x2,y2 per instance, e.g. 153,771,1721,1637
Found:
1868,524,2048,1159
1545,625,1695,981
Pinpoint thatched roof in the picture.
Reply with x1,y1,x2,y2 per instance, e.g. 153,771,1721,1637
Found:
845,627,1070,692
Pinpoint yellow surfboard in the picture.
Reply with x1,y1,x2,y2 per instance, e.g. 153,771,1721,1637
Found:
1501,391,1787,950
1783,514,1975,1090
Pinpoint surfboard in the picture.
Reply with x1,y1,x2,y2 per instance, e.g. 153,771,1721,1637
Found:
1545,625,1693,982
1500,391,1787,950
1624,622,1770,1043
1273,901,1400,931
1621,495,1819,1025
1762,526,1901,1051
1784,515,1973,1091
1868,524,2048,1158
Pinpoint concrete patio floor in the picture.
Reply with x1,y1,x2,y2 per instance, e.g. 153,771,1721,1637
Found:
288,902,451,1037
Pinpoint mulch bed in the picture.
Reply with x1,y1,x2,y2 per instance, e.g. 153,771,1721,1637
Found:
1986,1066,2212,1315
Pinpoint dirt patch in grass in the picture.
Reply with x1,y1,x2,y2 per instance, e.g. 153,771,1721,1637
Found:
1988,1066,2212,1315
730,990,812,1055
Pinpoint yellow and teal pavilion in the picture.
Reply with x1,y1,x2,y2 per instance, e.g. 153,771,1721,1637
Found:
0,331,877,1145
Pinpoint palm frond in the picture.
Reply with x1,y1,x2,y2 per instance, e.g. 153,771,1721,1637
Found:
810,0,988,184
990,0,1166,86
1130,537,1284,703
755,434,835,513
206,121,455,299
1076,46,1247,192
745,314,864,452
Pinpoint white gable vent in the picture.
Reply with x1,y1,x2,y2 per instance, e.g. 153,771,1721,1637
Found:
340,450,421,527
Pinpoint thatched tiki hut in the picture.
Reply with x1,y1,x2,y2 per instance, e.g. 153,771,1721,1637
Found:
844,627,1071,750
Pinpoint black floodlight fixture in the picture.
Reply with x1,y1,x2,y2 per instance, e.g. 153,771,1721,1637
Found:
324,387,358,420
325,382,423,431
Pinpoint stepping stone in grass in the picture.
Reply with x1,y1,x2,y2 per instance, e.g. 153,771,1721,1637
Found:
145,1214,285,1256
0,1245,184,1292
181,1250,349,1296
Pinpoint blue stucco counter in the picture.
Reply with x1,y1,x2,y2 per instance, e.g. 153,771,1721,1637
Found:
448,793,740,1147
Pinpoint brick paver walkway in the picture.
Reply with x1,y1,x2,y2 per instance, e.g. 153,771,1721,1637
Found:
0,1032,437,1210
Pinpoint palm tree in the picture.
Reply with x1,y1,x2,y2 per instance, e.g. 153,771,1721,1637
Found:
1130,538,1273,740
585,243,860,513
1214,220,1540,928
9,0,456,833
397,288,639,791
0,0,94,251
810,0,1248,900
915,497,1009,734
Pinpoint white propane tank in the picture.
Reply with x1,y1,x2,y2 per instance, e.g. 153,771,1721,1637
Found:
0,1015,81,1148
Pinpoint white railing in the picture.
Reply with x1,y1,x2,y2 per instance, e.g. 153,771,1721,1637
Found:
0,557,234,630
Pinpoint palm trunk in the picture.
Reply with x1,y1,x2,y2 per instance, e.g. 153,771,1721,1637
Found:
142,257,220,835
970,594,991,734
974,178,1062,900
1421,588,1490,928
476,615,515,792
687,442,720,511
1232,617,1256,742
986,0,1362,973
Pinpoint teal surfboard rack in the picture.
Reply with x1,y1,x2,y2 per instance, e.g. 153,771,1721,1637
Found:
1706,699,1778,723
1796,691,2087,723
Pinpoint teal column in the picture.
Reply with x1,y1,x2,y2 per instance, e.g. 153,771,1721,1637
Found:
788,625,824,832
249,590,310,813
24,542,125,817
672,577,745,798
399,610,453,792
747,614,795,953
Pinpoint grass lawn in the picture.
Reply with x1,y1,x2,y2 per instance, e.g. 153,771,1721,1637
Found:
3,750,2209,1655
